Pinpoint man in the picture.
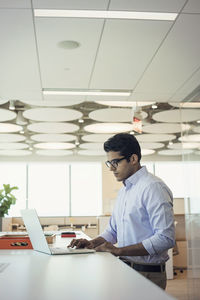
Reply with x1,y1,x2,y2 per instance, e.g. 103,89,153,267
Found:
69,133,175,290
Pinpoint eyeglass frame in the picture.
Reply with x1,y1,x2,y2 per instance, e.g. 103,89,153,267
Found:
105,156,129,169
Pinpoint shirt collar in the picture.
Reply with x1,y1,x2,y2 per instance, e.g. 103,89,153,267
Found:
123,166,147,189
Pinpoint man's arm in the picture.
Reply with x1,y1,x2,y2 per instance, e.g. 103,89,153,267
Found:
95,241,149,256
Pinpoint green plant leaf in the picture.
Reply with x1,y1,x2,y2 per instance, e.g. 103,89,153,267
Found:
0,184,18,217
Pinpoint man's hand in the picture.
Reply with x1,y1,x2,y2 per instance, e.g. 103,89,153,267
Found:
68,238,95,249
95,242,119,256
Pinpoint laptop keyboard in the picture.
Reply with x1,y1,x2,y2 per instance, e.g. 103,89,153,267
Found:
51,247,73,254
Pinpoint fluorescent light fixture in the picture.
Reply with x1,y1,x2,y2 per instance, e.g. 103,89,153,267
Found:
34,9,177,21
43,89,131,97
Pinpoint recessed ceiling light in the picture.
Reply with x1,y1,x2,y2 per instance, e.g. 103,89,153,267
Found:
43,89,131,97
34,9,177,21
58,40,80,49
152,104,158,109
197,120,200,123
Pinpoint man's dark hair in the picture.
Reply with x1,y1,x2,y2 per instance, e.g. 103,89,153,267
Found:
104,133,141,162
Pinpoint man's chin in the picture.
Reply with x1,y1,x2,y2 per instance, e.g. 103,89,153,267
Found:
115,176,123,181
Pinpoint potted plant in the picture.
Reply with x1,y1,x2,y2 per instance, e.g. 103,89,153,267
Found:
0,184,18,231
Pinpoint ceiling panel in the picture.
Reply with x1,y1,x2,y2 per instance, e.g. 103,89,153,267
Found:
0,0,30,8
0,9,42,100
90,19,173,89
35,18,104,88
32,0,109,10
133,14,200,101
183,0,200,13
169,68,200,102
109,0,186,12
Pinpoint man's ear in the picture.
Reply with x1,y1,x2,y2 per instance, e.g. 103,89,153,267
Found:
130,154,138,164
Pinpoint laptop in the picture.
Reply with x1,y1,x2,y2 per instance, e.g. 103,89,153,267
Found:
21,209,95,255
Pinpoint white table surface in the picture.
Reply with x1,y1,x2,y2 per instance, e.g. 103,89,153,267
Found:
0,232,176,300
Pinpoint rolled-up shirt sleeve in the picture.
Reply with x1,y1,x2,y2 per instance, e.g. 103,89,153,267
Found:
142,182,175,255
100,212,118,244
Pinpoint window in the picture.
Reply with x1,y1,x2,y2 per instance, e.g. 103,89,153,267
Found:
70,163,102,216
0,162,26,216
28,163,70,216
0,161,103,217
154,162,185,198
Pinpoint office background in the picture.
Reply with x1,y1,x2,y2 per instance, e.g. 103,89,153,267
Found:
0,1,200,298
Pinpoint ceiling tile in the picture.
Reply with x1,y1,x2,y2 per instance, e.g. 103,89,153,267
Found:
182,0,200,13
0,9,42,100
109,0,186,12
133,14,200,101
0,0,31,8
32,0,109,9
90,19,172,90
35,18,104,88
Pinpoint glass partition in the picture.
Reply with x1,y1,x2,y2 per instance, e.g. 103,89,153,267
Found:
180,103,200,300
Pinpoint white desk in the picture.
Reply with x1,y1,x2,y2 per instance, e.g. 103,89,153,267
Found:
0,234,176,300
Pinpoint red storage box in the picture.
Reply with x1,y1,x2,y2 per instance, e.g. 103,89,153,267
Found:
0,235,33,249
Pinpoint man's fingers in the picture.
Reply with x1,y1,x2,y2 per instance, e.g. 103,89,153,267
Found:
67,238,77,248
67,238,92,249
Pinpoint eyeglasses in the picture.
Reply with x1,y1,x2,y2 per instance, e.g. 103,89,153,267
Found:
105,157,127,169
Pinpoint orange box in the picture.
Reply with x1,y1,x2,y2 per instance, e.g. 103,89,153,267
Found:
0,235,33,249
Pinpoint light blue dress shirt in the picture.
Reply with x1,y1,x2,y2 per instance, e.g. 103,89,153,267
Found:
100,166,175,264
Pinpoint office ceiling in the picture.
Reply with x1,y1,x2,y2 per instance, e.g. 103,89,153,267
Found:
0,0,200,161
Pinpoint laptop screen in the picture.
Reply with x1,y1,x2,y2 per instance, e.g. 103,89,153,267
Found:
21,209,51,255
